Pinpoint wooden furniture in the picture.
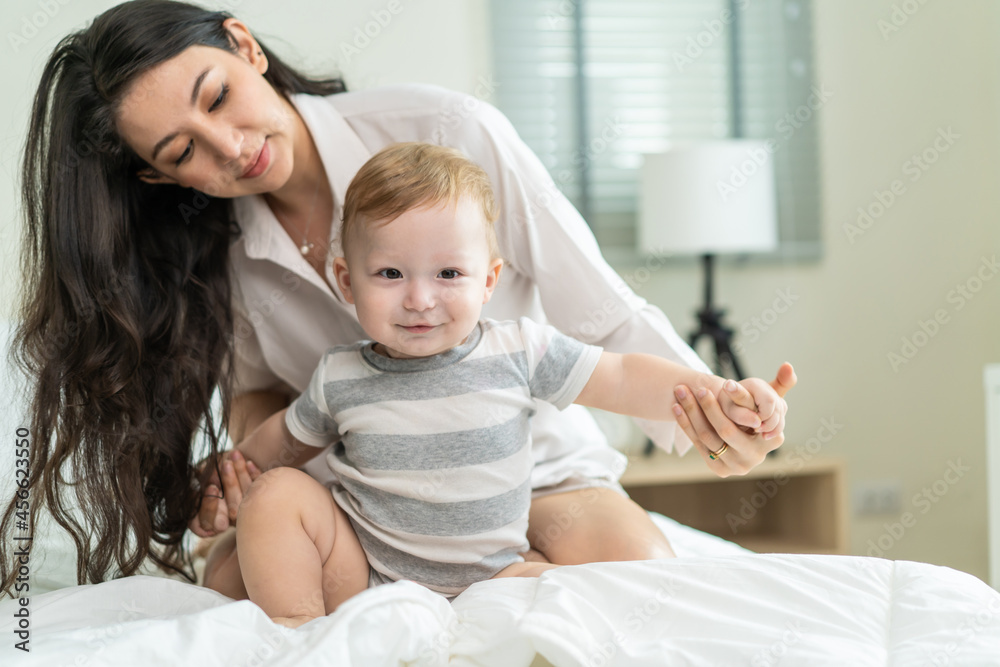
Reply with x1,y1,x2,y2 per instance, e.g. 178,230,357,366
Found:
621,449,848,554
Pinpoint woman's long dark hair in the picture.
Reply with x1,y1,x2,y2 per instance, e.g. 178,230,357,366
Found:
1,0,345,594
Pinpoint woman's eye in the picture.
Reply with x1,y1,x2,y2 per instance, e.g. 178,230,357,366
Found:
172,85,229,167
174,141,192,166
439,269,461,279
379,268,402,279
210,84,229,112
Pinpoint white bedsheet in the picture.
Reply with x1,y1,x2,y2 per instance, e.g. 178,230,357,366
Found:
2,514,998,666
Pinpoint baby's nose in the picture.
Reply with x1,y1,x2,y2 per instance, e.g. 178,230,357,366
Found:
404,281,436,310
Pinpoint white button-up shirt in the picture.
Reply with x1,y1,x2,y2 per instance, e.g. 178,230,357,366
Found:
229,84,707,489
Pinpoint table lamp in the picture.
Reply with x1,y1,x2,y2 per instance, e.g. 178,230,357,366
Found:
638,141,778,379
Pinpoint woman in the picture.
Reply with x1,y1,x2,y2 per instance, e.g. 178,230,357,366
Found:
1,0,793,597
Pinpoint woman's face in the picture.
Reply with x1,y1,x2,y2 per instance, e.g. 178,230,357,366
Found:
116,20,301,198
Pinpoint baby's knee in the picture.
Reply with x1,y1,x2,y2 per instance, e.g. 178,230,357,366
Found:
237,467,313,519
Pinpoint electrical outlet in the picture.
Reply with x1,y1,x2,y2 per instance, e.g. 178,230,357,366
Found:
852,480,903,516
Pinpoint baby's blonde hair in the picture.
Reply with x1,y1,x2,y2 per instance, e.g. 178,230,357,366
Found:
340,142,501,260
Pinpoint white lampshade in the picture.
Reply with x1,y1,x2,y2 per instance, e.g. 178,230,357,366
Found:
638,141,778,256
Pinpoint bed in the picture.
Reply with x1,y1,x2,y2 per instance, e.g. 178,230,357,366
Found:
2,322,999,665
2,512,999,666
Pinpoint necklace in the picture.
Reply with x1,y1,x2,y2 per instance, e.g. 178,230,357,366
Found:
277,178,323,256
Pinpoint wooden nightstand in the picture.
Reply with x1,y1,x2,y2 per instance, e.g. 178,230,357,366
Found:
621,449,849,554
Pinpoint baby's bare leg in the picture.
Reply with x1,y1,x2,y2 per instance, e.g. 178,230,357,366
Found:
236,467,370,627
491,560,562,579
529,488,676,564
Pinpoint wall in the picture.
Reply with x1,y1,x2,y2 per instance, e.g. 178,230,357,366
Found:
635,0,1000,581
1,0,997,582
0,0,492,319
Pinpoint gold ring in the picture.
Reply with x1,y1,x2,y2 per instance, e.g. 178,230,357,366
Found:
708,443,729,461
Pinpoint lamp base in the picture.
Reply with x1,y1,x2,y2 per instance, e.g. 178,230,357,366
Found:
689,305,745,380
642,255,754,458
641,301,749,457
688,254,745,380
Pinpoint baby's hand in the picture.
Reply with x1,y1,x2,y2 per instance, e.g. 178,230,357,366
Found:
189,449,263,537
718,378,787,440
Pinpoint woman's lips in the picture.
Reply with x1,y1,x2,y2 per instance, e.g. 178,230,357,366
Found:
241,140,270,179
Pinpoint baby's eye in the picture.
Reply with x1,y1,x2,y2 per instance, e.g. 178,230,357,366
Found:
439,269,461,279
378,268,402,279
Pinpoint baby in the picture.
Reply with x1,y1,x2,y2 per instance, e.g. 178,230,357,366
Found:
232,142,786,627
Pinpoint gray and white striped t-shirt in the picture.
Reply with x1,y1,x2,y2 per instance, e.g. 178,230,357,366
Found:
285,317,603,596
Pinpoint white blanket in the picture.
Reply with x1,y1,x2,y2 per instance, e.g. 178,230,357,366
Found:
2,514,998,666
2,320,998,665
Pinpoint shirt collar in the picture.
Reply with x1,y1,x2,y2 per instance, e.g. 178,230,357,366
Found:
360,322,484,373
234,92,372,261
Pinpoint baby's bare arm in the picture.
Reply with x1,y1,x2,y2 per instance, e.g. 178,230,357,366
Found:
576,352,781,433
236,407,322,471
575,352,723,420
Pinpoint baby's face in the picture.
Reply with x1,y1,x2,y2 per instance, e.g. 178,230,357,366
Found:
334,197,503,359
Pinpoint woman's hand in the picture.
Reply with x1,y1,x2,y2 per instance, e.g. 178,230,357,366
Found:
673,363,797,477
189,449,263,537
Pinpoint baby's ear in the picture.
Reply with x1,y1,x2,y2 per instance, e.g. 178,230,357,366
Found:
483,258,504,303
333,257,355,304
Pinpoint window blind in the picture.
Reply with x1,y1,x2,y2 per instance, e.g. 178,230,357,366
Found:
489,0,821,258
